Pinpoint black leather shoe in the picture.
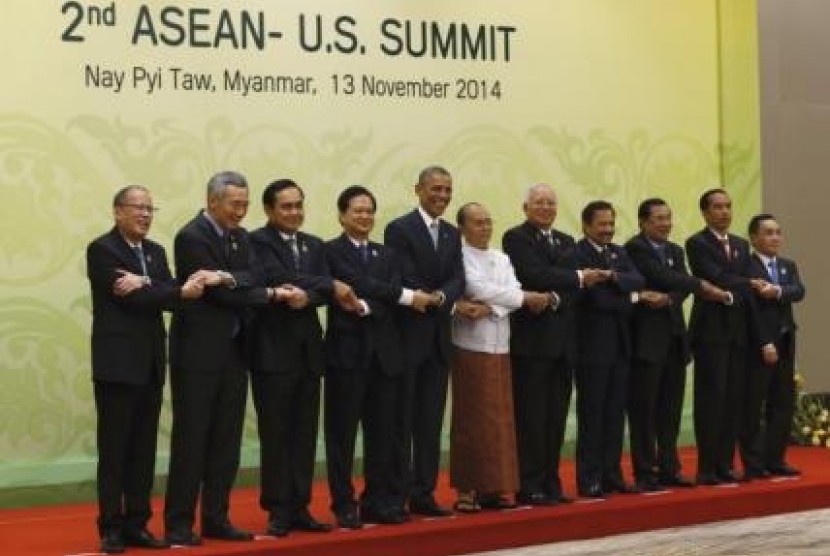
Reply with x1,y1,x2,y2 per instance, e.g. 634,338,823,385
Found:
716,470,741,484
291,509,333,532
266,514,290,537
100,531,125,554
603,478,639,494
743,468,772,480
335,507,362,530
165,530,202,546
361,505,407,525
696,473,722,486
202,522,254,541
767,464,801,477
516,491,558,506
578,482,605,498
409,497,452,517
658,474,695,488
478,494,518,510
636,478,667,493
123,528,170,549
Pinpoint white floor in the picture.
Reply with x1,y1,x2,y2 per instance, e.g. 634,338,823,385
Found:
462,508,830,556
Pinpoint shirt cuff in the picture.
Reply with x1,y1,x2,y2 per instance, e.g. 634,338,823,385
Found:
358,299,371,316
398,288,414,306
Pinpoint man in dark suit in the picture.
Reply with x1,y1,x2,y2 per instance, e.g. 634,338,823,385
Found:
575,200,644,498
741,214,805,477
165,171,281,546
685,188,755,485
625,198,729,492
249,179,353,537
324,185,407,528
501,184,604,506
384,165,465,517
87,185,204,554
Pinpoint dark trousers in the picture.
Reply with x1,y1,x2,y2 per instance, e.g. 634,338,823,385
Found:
325,357,398,513
392,350,449,504
164,345,248,534
575,356,629,490
511,355,573,498
94,379,162,536
740,335,795,471
628,340,687,480
251,368,321,518
692,343,746,476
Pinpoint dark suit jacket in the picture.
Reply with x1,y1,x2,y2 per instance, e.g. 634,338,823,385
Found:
747,254,805,348
625,233,701,365
169,212,269,372
575,239,645,365
87,227,181,385
383,209,465,366
502,221,581,363
324,234,404,376
685,229,753,347
249,225,332,376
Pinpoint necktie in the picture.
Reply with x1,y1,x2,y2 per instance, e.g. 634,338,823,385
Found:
223,232,233,263
543,231,554,247
287,236,300,271
720,237,731,261
358,243,369,264
768,259,779,284
601,245,612,268
132,244,148,276
654,243,668,265
429,220,440,250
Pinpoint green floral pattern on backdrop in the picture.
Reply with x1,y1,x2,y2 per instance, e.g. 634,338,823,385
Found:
0,116,758,490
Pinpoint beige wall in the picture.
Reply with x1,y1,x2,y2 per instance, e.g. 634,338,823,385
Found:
759,0,829,390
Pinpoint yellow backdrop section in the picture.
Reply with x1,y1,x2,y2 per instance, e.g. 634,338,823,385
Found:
0,0,758,490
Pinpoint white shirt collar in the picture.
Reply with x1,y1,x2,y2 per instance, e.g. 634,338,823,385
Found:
418,206,440,229
754,251,776,266
202,210,225,237
586,238,606,253
708,228,729,242
347,234,368,248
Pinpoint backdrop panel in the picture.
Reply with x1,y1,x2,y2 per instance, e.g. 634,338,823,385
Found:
0,0,759,492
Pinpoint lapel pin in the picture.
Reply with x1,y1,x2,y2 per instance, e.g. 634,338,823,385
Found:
301,244,308,253
666,257,673,266
371,249,377,257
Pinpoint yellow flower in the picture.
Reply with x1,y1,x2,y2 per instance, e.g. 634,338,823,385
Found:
826,437,830,449
802,425,812,435
812,435,821,446
794,373,805,388
821,410,829,423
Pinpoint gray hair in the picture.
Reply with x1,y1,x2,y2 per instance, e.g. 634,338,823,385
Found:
524,183,556,204
207,170,248,198
417,165,451,185
112,184,149,207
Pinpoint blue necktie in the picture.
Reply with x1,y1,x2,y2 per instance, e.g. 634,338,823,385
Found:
132,245,148,276
768,259,779,285
358,243,369,264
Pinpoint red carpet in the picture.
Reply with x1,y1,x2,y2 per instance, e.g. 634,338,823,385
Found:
3,447,829,556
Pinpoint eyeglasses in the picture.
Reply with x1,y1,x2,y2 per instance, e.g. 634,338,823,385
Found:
119,203,159,213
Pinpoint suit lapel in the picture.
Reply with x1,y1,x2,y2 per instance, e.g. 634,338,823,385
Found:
110,228,145,275
196,213,227,265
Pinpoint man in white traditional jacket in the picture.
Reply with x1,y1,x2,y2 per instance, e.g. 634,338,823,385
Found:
449,202,550,512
